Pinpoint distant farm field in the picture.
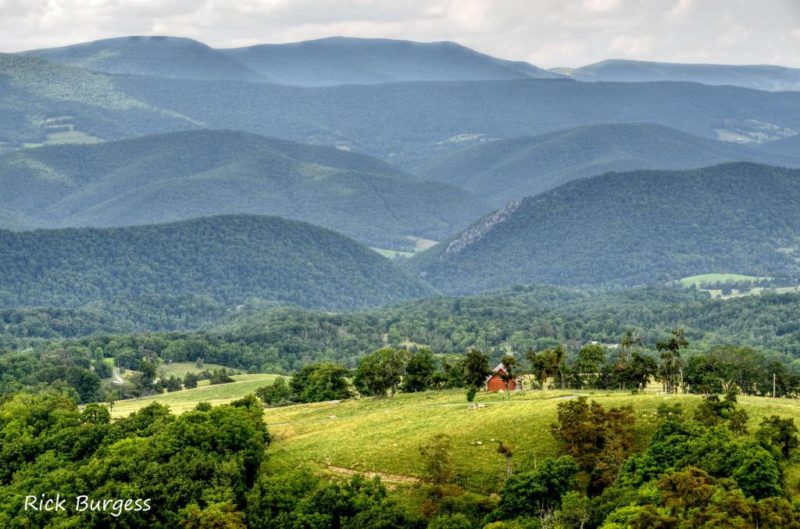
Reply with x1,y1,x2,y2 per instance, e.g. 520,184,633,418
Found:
111,373,279,417
679,273,770,287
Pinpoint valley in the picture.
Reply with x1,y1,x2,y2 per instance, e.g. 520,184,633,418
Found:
2,25,800,529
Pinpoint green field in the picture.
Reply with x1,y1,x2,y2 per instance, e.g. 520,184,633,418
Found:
111,373,279,417
158,361,230,378
259,390,800,498
679,273,769,288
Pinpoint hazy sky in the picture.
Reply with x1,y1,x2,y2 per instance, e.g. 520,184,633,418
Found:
2,0,799,68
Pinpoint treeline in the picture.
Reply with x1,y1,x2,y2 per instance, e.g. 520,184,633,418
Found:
4,318,800,405
254,333,800,410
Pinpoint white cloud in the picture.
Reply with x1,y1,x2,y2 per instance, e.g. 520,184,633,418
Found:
0,0,799,67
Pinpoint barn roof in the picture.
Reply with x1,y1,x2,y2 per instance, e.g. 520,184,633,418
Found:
485,362,509,383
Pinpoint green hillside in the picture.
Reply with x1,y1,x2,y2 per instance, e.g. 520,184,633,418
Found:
0,130,489,249
410,163,800,293
418,123,800,206
0,215,434,311
0,53,194,148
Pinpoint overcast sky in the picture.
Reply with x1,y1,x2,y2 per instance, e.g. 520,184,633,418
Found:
1,0,799,68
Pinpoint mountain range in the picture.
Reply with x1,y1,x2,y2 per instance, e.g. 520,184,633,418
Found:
557,59,800,92
0,215,434,310
21,36,561,85
0,129,488,249
418,123,800,206
410,163,800,293
5,50,800,168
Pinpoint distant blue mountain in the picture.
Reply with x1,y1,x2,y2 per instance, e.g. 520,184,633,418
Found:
21,36,261,82
559,59,800,92
21,35,562,85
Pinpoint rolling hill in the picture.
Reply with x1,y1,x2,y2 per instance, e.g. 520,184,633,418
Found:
21,36,260,82
114,76,800,168
0,53,196,148
22,35,561,85
409,163,800,293
559,59,800,92
0,215,434,310
0,129,489,249
4,53,800,168
417,123,800,205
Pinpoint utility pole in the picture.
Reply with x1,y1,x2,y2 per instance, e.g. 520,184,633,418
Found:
773,372,777,398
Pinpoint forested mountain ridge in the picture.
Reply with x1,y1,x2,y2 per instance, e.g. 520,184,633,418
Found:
0,53,193,148
0,215,435,311
21,35,562,85
417,123,800,205
410,162,800,293
0,129,489,249
560,59,800,92
4,55,800,168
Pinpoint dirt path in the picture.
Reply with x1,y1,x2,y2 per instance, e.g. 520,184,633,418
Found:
112,367,125,385
321,464,420,484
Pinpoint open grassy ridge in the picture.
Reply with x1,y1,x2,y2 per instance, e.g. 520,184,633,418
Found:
260,390,800,496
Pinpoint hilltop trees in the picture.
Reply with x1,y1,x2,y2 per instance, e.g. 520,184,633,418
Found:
463,348,491,389
355,348,410,397
657,328,689,393
256,364,352,406
402,349,437,392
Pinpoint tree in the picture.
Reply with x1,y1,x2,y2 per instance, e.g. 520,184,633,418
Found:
498,354,518,394
184,372,199,389
255,377,292,406
402,349,436,392
354,349,408,397
291,363,353,403
497,441,514,479
419,433,455,486
757,415,799,459
209,369,235,385
494,456,579,519
463,349,491,389
574,344,605,389
550,397,636,494
657,328,688,393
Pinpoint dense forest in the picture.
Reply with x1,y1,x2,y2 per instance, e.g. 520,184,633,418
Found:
3,286,800,402
0,215,433,311
411,163,800,293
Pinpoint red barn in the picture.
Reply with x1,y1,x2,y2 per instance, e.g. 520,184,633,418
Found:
485,363,518,392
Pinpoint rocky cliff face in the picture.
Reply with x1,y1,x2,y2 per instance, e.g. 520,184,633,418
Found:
444,199,522,257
